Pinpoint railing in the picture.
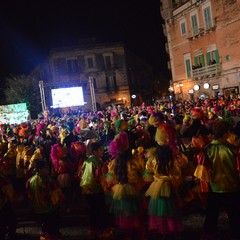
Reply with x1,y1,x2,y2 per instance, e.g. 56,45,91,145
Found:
192,63,221,80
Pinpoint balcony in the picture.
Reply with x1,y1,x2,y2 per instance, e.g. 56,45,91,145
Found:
104,64,118,70
192,63,222,80
106,86,119,93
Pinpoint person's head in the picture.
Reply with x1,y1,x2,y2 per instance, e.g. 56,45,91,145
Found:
115,119,128,134
91,141,104,158
35,159,50,174
212,120,231,139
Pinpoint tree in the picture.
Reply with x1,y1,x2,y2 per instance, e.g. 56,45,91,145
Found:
4,74,41,115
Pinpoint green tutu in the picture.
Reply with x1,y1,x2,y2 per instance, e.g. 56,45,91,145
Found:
148,194,176,217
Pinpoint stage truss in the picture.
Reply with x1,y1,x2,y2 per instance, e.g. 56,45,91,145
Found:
38,78,97,112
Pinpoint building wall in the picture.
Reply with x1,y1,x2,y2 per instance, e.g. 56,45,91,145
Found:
33,41,153,110
161,0,240,100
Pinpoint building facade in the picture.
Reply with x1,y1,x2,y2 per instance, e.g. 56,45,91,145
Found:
160,0,240,100
32,40,153,110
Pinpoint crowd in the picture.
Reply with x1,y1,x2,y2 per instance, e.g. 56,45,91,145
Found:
0,93,240,240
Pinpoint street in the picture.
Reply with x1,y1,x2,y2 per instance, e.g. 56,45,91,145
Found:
14,196,233,240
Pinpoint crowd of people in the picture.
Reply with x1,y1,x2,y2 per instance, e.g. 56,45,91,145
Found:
0,93,240,240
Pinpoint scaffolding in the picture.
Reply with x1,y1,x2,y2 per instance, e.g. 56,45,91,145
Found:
88,77,97,112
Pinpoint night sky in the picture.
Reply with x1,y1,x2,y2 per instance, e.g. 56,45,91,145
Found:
0,0,169,90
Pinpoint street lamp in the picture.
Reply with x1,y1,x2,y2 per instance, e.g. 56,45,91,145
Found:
176,83,183,99
168,85,174,102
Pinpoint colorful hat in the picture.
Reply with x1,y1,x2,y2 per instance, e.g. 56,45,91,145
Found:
109,132,129,158
115,119,128,134
148,111,165,127
155,124,178,154
190,107,204,120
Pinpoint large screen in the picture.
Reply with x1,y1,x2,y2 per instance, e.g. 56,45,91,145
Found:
51,87,85,108
0,103,29,124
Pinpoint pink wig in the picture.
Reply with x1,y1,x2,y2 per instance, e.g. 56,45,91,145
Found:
70,141,87,165
50,143,67,171
36,122,46,137
109,132,129,158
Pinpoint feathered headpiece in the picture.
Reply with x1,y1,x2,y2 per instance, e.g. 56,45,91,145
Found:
109,132,129,158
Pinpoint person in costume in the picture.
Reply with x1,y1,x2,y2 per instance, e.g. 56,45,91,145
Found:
144,123,188,239
99,121,115,147
1,140,17,189
107,132,146,240
27,136,45,177
80,141,112,240
43,127,58,162
0,172,17,240
194,120,240,240
50,142,75,213
62,120,78,149
26,159,64,240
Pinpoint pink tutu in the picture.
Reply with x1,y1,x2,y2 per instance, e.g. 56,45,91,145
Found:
116,215,144,229
149,216,184,234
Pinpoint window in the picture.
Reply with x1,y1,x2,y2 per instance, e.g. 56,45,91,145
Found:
87,57,94,68
203,5,213,30
106,75,117,90
184,54,192,79
191,13,199,35
194,54,205,67
185,59,192,78
54,58,67,76
206,50,219,65
105,55,112,68
67,59,79,73
180,19,187,36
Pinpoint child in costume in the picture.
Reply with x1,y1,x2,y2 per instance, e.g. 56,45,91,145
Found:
107,132,146,240
80,141,112,240
50,142,74,213
26,159,64,240
194,120,240,240
144,123,188,239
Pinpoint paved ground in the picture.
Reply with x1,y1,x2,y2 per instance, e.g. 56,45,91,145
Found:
14,197,234,240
